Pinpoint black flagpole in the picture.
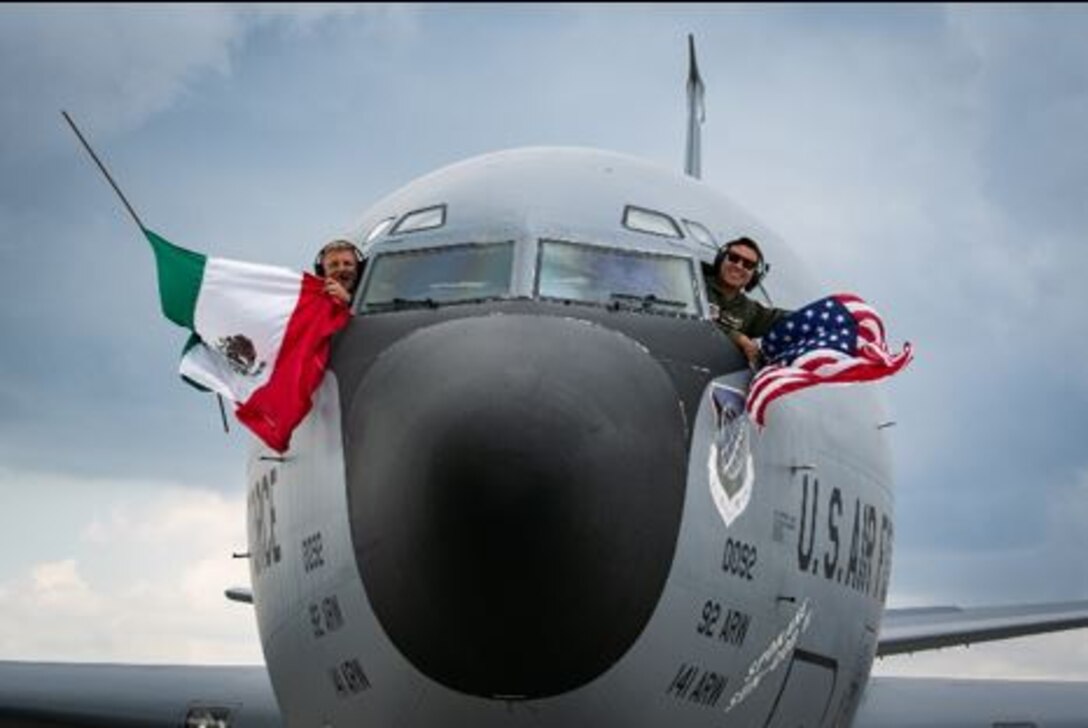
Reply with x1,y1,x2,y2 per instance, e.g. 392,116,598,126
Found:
62,110,230,434
61,111,146,231
217,391,230,433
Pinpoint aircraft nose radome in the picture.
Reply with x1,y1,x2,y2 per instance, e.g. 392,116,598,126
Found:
345,315,687,700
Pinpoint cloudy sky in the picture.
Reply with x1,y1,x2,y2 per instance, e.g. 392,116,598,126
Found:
1,4,1086,681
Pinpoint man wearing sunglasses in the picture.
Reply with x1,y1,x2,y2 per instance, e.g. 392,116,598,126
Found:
707,237,790,368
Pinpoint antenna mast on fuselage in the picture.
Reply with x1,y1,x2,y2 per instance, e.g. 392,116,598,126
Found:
684,33,705,179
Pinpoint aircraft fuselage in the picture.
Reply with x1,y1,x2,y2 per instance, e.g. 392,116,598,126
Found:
244,148,895,727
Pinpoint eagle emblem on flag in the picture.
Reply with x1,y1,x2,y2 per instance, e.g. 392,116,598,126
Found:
708,382,754,527
216,334,267,378
745,293,913,427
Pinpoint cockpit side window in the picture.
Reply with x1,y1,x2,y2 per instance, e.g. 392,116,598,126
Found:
682,219,717,251
390,204,446,235
364,217,396,243
358,241,515,313
622,205,683,239
536,239,700,316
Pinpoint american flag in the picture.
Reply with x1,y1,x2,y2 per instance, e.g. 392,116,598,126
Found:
746,293,913,427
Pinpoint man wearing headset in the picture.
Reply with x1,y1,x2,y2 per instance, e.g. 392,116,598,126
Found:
314,239,364,306
708,236,790,368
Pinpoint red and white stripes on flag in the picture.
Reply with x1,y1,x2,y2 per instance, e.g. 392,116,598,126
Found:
745,293,913,427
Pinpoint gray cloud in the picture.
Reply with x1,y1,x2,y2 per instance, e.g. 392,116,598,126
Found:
0,5,240,162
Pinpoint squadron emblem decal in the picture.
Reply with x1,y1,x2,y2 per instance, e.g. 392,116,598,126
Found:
216,334,267,378
707,382,754,527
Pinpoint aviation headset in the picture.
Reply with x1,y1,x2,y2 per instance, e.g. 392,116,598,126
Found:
313,240,364,278
713,236,769,293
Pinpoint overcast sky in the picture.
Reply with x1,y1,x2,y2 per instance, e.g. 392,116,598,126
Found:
1,4,1086,680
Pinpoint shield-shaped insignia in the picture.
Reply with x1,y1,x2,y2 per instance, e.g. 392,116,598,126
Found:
707,382,754,527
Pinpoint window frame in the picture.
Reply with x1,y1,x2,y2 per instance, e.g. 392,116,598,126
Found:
389,204,447,236
356,240,517,313
533,237,703,317
621,205,684,239
682,219,718,251
364,216,396,243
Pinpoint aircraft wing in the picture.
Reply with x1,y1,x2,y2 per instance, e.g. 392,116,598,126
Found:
853,676,1088,727
0,661,281,727
877,600,1088,656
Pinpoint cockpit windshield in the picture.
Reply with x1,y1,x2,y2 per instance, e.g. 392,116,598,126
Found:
359,242,515,312
537,240,700,316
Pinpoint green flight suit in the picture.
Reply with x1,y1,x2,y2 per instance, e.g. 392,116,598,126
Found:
706,281,789,339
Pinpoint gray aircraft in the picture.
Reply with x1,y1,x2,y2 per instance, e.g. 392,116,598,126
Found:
4,37,1088,728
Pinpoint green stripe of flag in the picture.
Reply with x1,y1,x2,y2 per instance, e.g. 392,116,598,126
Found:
144,229,206,328
180,333,212,392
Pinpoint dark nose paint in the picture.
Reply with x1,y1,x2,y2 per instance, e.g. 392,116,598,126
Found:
344,315,688,699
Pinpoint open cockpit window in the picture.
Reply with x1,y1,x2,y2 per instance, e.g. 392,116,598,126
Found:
701,266,777,311
537,239,700,316
622,205,683,239
391,204,446,235
359,242,514,312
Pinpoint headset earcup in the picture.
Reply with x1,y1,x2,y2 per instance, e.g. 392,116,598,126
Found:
745,262,768,292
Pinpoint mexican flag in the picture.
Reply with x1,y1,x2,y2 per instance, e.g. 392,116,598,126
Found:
145,229,350,453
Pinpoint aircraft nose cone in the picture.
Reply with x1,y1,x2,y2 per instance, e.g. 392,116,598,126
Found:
345,315,687,699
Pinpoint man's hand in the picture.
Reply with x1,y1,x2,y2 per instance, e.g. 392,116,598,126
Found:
731,332,761,369
324,278,351,305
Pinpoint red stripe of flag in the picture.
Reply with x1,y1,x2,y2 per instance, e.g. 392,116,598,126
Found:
236,274,350,452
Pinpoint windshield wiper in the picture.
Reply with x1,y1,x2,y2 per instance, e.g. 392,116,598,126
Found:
608,292,688,312
366,297,439,311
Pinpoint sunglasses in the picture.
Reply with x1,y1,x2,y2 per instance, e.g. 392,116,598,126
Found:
725,251,759,271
